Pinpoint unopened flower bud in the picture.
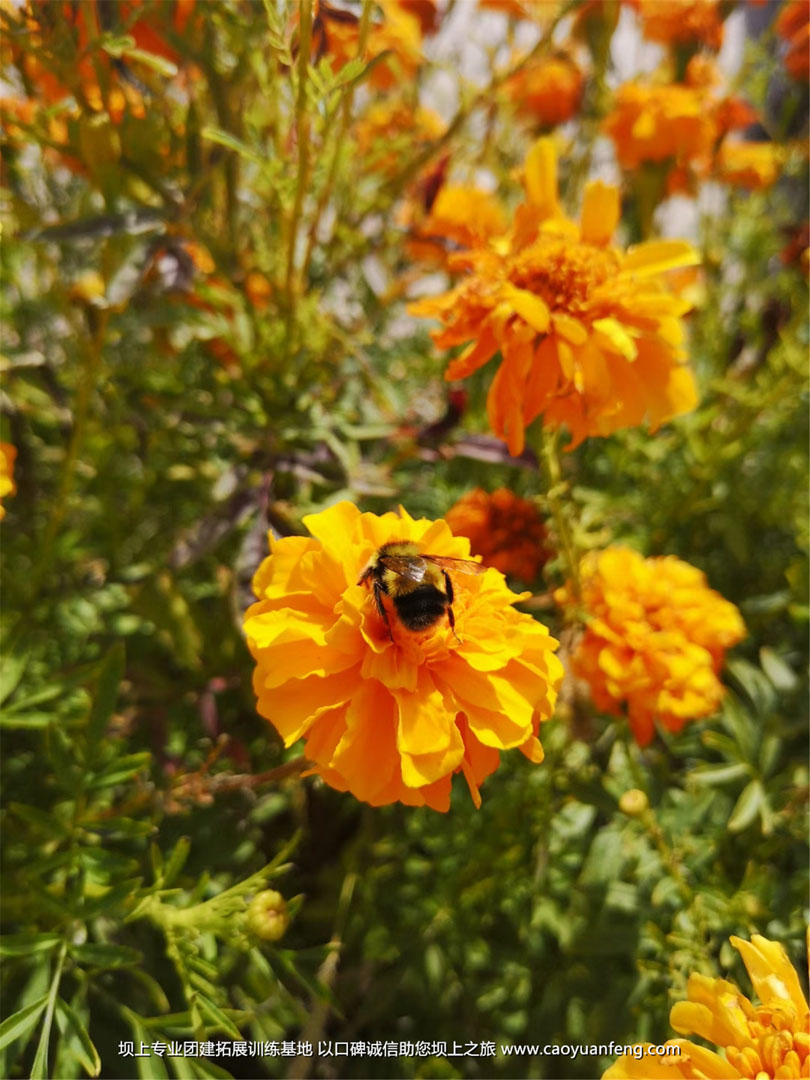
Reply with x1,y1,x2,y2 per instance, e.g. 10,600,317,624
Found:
246,889,289,942
619,788,649,817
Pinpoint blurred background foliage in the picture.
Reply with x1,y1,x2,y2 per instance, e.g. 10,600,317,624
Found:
0,0,807,1078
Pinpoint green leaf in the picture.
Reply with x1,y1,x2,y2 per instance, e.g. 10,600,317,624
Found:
70,943,142,970
200,127,263,166
0,934,62,957
121,47,178,78
0,638,29,706
87,752,151,789
0,711,54,729
55,997,101,1077
125,1012,169,1080
86,644,125,756
162,837,191,888
759,647,799,692
0,995,49,1052
689,763,751,786
195,996,242,1041
728,779,765,832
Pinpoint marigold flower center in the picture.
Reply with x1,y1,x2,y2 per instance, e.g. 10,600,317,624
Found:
724,1002,808,1079
507,237,620,313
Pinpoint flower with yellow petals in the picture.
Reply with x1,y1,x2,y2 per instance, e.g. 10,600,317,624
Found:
603,933,809,1079
409,137,699,453
445,489,549,583
717,140,781,191
636,0,725,51
504,54,584,128
555,547,745,746
244,502,563,811
0,443,17,520
354,101,444,178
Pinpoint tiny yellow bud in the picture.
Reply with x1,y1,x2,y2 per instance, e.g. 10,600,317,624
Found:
246,889,289,942
69,271,106,305
619,788,649,817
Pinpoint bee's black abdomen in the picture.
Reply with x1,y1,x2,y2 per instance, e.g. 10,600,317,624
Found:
392,586,447,631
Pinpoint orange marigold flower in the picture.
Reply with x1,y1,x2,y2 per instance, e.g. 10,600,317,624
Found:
313,1,424,90
603,933,809,1079
409,138,699,453
243,502,563,811
555,547,745,747
717,140,781,190
636,0,724,51
603,82,715,171
776,0,810,83
0,443,17,520
504,54,585,128
444,489,549,583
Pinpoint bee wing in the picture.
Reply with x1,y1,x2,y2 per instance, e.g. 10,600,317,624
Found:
420,555,487,575
377,554,431,583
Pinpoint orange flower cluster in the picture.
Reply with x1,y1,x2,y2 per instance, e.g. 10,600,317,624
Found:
555,547,745,746
504,54,584,128
244,502,563,811
603,82,715,172
777,0,810,83
717,140,781,191
604,933,809,1079
410,138,699,453
445,489,549,583
636,0,724,51
0,443,17,520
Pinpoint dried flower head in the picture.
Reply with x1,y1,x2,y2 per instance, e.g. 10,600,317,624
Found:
603,933,809,1079
555,547,745,746
445,488,549,583
244,502,562,811
410,137,699,452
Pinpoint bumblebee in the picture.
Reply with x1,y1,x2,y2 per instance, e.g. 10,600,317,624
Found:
358,541,485,639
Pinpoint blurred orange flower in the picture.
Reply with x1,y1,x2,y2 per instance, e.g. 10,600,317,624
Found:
405,184,508,266
603,82,714,171
313,1,425,90
445,489,549,583
0,443,17,520
777,0,810,82
555,547,745,746
410,138,699,453
505,54,584,128
717,140,781,190
636,0,724,51
603,933,809,1079
244,502,562,811
354,101,444,177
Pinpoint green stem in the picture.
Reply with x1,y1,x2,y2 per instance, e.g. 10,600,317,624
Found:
539,425,581,603
285,0,313,309
31,939,68,1078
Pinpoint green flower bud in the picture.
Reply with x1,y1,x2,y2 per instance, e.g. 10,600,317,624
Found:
246,889,289,942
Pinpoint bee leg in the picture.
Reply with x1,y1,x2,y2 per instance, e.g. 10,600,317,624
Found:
374,582,394,641
443,572,462,643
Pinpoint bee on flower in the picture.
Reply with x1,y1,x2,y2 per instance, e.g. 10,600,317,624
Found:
409,137,700,453
555,547,745,747
603,932,809,1079
243,502,563,811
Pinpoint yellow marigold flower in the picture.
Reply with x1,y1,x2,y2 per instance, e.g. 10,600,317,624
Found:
504,54,584,128
636,0,725,51
555,547,745,746
603,82,715,171
444,488,549,583
244,502,563,811
0,443,17,520
409,137,699,453
313,1,424,91
717,140,781,190
603,933,810,1079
